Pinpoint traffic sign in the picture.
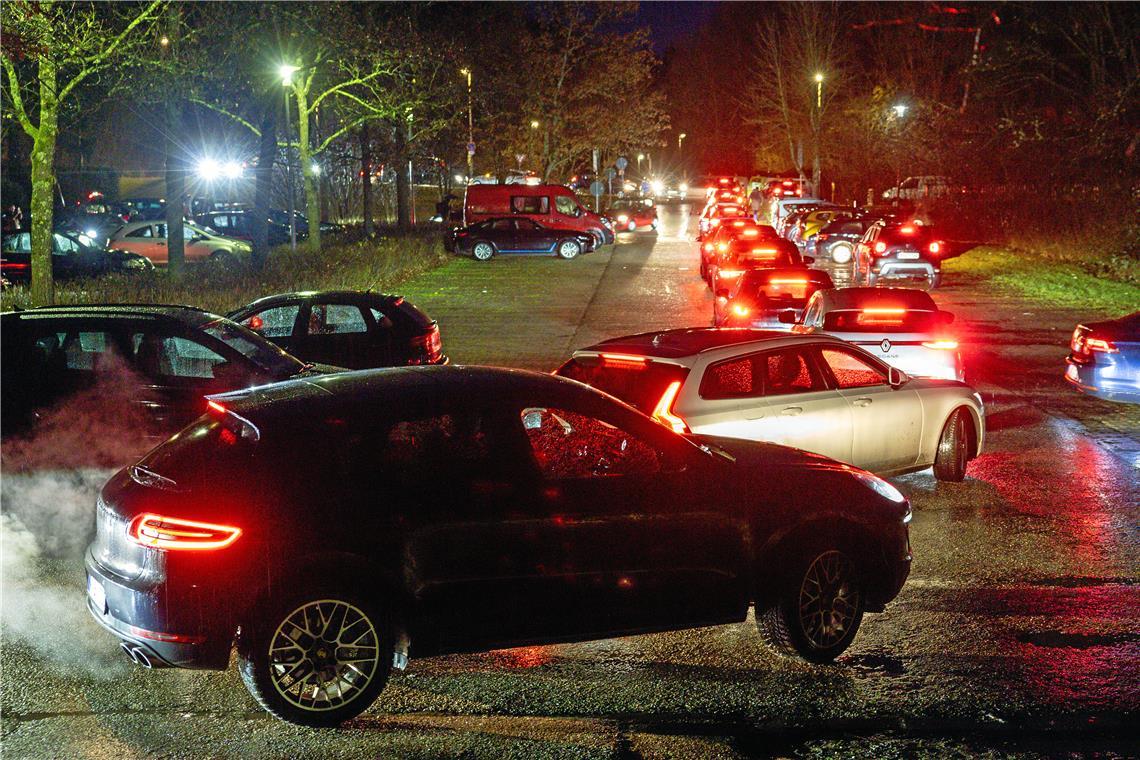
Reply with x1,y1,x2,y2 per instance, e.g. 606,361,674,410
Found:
615,156,628,171
466,142,476,155
589,180,606,196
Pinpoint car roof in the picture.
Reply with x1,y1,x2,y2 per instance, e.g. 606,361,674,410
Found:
818,287,938,310
208,365,596,424
232,290,400,313
575,328,811,359
1,303,223,326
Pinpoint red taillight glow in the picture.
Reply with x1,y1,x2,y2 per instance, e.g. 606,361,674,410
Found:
710,219,721,227
128,514,242,551
600,352,648,368
247,315,264,331
731,303,751,317
922,340,959,350
1086,337,1118,353
742,228,759,237
732,220,745,227
652,380,688,434
874,241,888,254
900,226,915,234
928,241,942,254
719,269,744,278
206,400,227,414
770,277,808,285
717,243,728,252
703,243,714,253
409,326,443,364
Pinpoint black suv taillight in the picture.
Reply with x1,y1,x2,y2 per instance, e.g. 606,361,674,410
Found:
408,324,443,364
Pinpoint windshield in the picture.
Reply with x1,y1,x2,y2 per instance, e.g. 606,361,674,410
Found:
202,319,306,376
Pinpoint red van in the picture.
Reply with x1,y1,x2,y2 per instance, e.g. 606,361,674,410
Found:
464,184,614,246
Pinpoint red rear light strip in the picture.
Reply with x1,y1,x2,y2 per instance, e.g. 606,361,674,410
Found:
652,380,688,434
128,514,242,551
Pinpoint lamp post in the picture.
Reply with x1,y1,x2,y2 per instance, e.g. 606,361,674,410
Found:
678,132,687,152
813,72,824,196
891,103,909,203
460,67,473,183
637,153,644,174
279,64,299,250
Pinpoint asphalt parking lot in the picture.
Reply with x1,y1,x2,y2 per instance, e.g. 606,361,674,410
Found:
2,203,1137,758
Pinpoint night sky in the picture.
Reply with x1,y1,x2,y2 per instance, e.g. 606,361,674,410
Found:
636,1,718,52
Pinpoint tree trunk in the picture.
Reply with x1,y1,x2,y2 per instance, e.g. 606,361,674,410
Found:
395,126,412,231
360,124,373,237
251,98,276,269
30,57,59,307
295,87,321,251
163,1,184,279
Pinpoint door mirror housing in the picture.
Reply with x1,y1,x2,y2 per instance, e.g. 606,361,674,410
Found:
887,366,909,388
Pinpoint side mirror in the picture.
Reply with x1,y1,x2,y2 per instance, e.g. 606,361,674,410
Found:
939,311,955,325
888,366,909,388
777,310,798,324
803,255,815,265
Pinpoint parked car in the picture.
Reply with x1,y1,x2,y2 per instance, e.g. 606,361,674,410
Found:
118,197,166,221
265,209,341,237
0,305,323,436
110,221,251,266
463,184,613,247
605,200,658,232
85,365,911,726
796,207,861,249
853,222,947,288
708,236,808,296
813,218,874,263
194,210,297,247
792,287,964,381
447,217,595,261
1065,311,1140,403
558,328,984,481
55,210,129,248
228,291,445,369
716,268,835,328
772,198,826,236
1,231,153,285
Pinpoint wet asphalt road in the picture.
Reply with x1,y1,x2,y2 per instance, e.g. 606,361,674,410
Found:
2,203,1138,758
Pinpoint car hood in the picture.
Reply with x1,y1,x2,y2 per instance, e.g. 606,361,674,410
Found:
690,433,845,471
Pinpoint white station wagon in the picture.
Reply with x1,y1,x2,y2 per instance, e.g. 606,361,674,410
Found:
558,328,984,481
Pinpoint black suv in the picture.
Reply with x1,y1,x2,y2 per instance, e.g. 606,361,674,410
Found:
853,222,947,288
86,366,911,726
1,305,318,437
227,291,445,369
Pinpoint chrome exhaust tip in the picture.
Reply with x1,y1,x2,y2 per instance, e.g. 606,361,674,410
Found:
120,642,139,664
132,647,153,669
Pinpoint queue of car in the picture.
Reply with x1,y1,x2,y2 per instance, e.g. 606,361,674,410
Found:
12,174,1130,729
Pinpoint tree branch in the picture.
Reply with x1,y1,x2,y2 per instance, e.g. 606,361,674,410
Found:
2,55,37,137
188,95,262,136
58,0,164,103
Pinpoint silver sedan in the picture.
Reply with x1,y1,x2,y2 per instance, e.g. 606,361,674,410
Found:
558,329,985,481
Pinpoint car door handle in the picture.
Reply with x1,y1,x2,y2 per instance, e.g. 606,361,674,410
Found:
780,406,803,416
743,406,766,420
852,397,873,407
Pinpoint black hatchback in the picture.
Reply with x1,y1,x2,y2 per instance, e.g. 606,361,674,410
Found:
85,366,911,727
0,305,317,438
227,291,445,369
447,217,595,261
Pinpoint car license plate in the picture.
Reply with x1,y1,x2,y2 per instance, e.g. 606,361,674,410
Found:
87,575,107,614
897,251,920,260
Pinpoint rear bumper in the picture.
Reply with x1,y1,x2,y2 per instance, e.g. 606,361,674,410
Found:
85,550,233,670
1065,360,1140,403
873,261,937,279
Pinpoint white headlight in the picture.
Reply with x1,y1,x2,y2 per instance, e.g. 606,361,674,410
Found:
851,470,906,504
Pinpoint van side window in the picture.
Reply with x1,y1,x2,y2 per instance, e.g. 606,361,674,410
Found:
555,195,581,217
511,196,549,215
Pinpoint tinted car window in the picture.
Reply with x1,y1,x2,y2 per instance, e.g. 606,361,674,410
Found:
515,219,541,231
762,349,823,396
2,233,30,252
132,333,225,379
557,359,690,414
700,355,760,399
65,331,114,370
126,226,153,238
819,348,887,388
244,305,300,338
521,407,660,479
308,304,367,335
491,219,513,231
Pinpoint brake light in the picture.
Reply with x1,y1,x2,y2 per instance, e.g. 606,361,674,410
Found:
922,340,959,349
717,243,728,252
929,241,941,254
703,242,714,253
731,303,751,317
128,514,242,551
874,241,887,254
742,228,759,237
1086,337,1118,353
770,277,808,285
652,381,688,434
719,269,743,278
246,315,264,331
900,226,915,234
732,220,745,227
206,400,227,414
818,233,830,240
601,352,648,368
863,308,906,315
409,325,443,364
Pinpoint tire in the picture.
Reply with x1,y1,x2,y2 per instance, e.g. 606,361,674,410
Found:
759,540,865,663
933,408,969,482
238,587,392,727
831,243,852,264
557,239,582,260
209,250,238,269
471,241,494,261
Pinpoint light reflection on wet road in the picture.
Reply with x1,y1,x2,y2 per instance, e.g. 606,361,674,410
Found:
1,202,1136,758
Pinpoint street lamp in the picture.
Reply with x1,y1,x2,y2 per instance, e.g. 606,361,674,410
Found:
893,103,908,118
814,72,824,109
530,120,540,129
460,67,473,183
279,64,299,249
678,132,687,151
